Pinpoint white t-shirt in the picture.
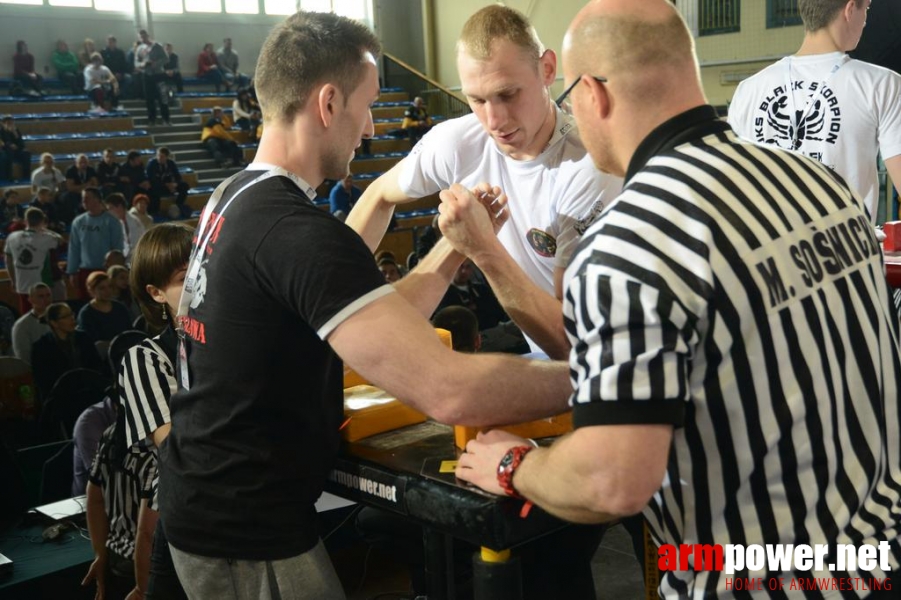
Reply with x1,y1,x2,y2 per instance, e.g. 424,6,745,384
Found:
31,167,65,193
122,211,147,259
84,64,114,91
399,108,622,297
4,228,62,294
728,53,901,220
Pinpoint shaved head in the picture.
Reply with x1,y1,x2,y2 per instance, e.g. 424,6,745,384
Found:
562,0,708,177
565,0,699,105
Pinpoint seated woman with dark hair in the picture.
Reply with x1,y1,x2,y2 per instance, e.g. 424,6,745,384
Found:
77,271,133,343
31,302,103,399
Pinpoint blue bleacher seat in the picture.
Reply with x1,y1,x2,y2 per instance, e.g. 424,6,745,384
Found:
396,207,438,220
29,148,155,164
177,91,237,98
22,129,149,142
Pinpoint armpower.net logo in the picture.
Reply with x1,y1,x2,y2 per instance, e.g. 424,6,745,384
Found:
658,542,893,593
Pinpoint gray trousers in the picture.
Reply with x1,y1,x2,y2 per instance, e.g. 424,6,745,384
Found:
169,540,345,600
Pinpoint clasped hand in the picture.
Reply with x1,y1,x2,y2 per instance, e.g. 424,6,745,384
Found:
438,182,509,259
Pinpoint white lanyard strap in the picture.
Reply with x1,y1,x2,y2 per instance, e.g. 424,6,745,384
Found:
783,55,849,148
176,166,316,328
174,165,316,390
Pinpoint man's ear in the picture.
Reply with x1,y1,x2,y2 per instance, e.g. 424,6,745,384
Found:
540,49,557,87
317,83,338,128
585,75,610,120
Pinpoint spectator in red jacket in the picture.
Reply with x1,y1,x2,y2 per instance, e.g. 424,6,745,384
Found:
197,43,230,93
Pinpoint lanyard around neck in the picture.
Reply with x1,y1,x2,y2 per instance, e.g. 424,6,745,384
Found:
783,54,849,149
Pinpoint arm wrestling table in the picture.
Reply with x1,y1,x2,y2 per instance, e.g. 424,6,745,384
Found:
324,420,569,600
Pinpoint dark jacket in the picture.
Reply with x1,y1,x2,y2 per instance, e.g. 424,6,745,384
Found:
31,330,103,400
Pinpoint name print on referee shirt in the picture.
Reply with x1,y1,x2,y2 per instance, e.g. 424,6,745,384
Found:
748,207,880,313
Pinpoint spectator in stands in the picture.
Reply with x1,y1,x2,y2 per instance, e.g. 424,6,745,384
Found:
11,282,51,365
435,258,508,331
107,264,138,320
0,304,14,356
78,38,97,69
96,148,122,197
102,36,132,99
120,222,192,600
103,192,146,258
30,186,64,233
77,270,133,344
52,39,83,95
72,395,116,496
4,207,62,313
0,115,30,182
31,153,66,198
129,193,153,230
133,30,153,101
143,38,171,127
146,146,189,215
201,107,244,168
31,302,103,400
84,52,120,113
329,174,362,221
65,153,99,218
163,42,184,96
197,43,230,93
432,305,480,353
83,414,156,600
217,37,248,88
67,187,124,299
377,256,403,283
1,189,24,232
232,88,261,133
402,96,432,143
104,249,126,269
119,150,152,203
12,40,43,96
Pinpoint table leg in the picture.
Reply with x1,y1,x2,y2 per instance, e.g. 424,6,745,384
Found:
423,526,451,600
472,547,522,600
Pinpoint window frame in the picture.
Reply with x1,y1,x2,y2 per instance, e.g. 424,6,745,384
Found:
698,0,741,37
766,0,802,29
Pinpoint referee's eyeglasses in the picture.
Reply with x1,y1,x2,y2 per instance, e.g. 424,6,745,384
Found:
555,75,608,115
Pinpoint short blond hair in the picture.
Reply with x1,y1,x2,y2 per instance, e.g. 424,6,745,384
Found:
457,5,545,62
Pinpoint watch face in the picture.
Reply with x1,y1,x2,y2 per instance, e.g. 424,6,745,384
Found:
498,449,516,473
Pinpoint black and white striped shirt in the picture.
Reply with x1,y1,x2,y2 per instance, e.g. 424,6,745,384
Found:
88,424,156,559
119,328,177,512
564,106,901,598
120,329,177,450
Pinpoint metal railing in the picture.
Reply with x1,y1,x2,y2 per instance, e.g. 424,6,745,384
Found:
381,53,470,121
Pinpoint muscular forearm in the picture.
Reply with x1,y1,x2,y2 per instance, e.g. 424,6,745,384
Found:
346,187,399,253
474,247,570,359
444,354,571,426
393,238,463,318
86,483,109,557
133,502,158,595
513,425,672,524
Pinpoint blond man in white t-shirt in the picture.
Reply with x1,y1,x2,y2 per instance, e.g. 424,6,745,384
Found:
728,0,901,223
348,5,622,359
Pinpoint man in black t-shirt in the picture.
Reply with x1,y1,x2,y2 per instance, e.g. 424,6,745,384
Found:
96,148,121,197
160,11,571,600
63,153,98,220
118,150,151,204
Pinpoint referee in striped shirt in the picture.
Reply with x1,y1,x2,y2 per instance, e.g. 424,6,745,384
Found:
455,1,901,597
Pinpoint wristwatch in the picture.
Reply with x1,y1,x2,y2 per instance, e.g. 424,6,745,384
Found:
497,445,534,499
